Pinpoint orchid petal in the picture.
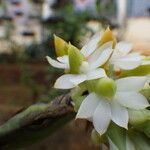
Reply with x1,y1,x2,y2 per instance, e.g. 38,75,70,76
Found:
54,74,86,89
89,47,113,69
70,74,87,85
88,41,113,63
113,53,142,70
46,56,68,69
110,101,128,129
110,51,139,63
81,32,101,57
110,49,124,61
86,68,106,80
116,92,149,110
76,93,100,120
93,99,111,135
57,55,69,64
127,52,142,57
116,76,147,92
116,41,133,55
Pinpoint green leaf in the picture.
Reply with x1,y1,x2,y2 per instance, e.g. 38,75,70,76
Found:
68,44,84,74
106,123,126,150
91,129,106,145
120,65,150,77
135,121,150,138
129,131,150,150
129,109,150,125
129,109,150,138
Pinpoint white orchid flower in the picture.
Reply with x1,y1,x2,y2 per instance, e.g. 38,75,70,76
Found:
81,31,144,71
46,57,106,89
46,30,115,90
76,76,149,135
109,42,143,70
46,43,113,89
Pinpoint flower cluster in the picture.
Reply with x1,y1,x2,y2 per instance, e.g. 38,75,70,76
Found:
47,28,150,148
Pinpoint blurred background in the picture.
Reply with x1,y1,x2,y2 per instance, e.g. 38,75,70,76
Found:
0,0,149,150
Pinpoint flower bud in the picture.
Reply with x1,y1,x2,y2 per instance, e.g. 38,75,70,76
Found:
68,44,84,74
99,27,116,48
96,77,116,97
54,35,68,56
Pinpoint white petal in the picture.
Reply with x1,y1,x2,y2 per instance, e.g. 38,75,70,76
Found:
57,55,69,64
109,138,119,150
89,47,113,69
116,76,148,92
86,68,106,80
110,101,128,129
76,93,100,120
46,56,68,69
81,32,101,57
93,99,111,135
54,74,86,89
116,92,149,110
127,52,142,57
110,51,140,63
88,41,113,63
70,74,86,85
116,41,133,55
110,49,124,61
113,53,142,70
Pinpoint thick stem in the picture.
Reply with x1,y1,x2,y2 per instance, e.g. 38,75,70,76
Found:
0,94,75,150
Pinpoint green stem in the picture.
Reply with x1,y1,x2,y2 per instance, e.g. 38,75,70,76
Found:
0,94,75,150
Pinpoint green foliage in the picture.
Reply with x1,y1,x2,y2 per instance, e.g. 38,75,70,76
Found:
129,131,150,150
107,123,126,150
129,109,150,125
